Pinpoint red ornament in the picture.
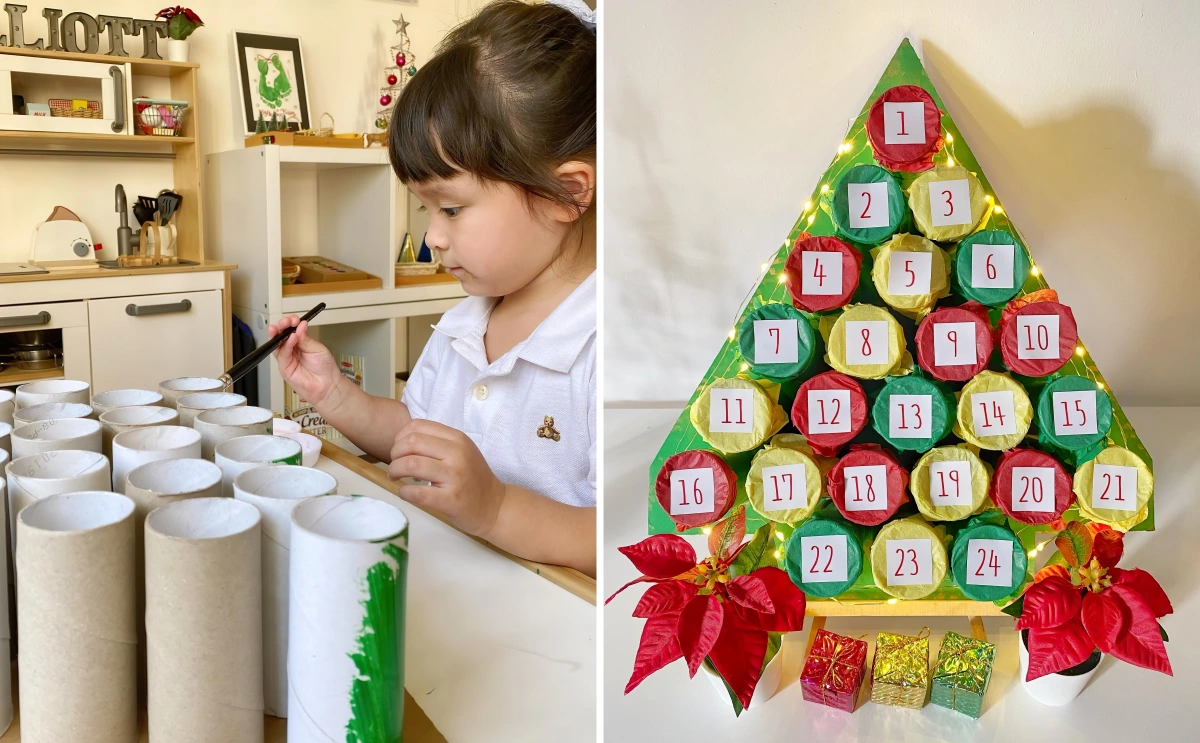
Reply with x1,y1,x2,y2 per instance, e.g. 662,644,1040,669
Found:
380,94,392,107
387,74,398,85
396,53,406,66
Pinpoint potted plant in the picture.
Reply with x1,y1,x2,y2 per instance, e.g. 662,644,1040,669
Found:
607,507,807,715
1003,521,1172,705
156,6,204,62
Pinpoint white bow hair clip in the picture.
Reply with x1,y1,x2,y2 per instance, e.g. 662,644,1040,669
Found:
547,0,596,32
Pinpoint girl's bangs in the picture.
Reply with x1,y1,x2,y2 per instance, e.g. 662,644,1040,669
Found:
388,50,486,185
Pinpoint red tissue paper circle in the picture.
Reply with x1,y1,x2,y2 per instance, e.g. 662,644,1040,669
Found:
785,234,862,313
915,301,995,382
866,85,943,173
827,444,910,526
791,370,869,457
991,447,1075,525
998,298,1078,377
654,450,738,530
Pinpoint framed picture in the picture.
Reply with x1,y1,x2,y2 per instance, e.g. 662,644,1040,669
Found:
233,31,311,135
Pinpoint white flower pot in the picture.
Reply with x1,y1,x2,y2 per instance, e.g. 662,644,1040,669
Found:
1018,629,1101,706
14,402,93,428
90,389,164,418
158,378,224,410
15,380,90,409
194,406,275,461
166,38,190,63
176,391,246,429
11,418,102,459
111,426,201,494
703,641,785,711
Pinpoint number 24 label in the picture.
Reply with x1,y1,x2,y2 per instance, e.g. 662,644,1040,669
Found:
886,538,932,586
966,538,1013,587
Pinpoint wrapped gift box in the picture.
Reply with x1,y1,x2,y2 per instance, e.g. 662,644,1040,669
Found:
800,629,868,712
930,631,996,718
870,630,930,709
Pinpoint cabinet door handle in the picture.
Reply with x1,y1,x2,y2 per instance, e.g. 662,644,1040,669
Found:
0,311,51,328
126,299,192,316
110,66,126,133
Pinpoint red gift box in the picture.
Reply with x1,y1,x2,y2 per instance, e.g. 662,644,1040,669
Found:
800,629,868,712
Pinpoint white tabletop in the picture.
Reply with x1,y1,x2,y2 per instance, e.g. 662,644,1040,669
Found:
604,406,1198,741
316,457,596,743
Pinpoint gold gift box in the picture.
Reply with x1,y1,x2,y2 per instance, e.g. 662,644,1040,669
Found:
870,630,930,709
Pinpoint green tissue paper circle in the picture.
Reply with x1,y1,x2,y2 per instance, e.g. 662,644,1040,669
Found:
1036,374,1113,452
954,229,1032,306
831,164,909,246
870,374,956,452
784,512,866,598
737,303,818,381
950,520,1027,602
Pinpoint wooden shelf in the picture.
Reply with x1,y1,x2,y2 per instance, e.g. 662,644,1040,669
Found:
0,129,193,151
394,272,459,288
281,276,384,297
0,366,62,387
0,45,197,77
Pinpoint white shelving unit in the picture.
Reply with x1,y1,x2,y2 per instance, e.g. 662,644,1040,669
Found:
204,145,466,441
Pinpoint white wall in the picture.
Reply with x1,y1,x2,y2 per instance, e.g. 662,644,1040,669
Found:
604,0,1200,406
0,0,489,262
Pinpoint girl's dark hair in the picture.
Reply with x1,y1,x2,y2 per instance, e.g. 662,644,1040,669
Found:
388,1,596,217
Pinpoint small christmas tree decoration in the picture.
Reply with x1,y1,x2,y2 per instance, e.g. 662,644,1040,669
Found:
953,230,1031,306
870,629,931,708
824,303,909,380
790,370,869,457
744,434,824,524
998,291,1079,377
869,233,951,320
949,512,1028,602
654,450,738,530
930,631,996,718
736,303,818,382
1073,445,1153,530
689,377,787,455
908,165,988,242
800,628,868,711
375,15,418,130
830,164,908,246
786,506,868,598
826,444,909,526
990,447,1075,526
870,515,948,600
914,301,995,382
954,370,1033,450
254,113,266,134
910,444,991,522
785,235,862,313
870,374,956,453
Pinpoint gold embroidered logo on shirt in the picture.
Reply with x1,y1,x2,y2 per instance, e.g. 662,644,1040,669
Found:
537,416,561,442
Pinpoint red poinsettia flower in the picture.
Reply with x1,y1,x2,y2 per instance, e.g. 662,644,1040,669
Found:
1015,521,1172,680
156,6,204,25
607,508,807,710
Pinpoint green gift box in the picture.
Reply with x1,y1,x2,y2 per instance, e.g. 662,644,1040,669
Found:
930,631,995,718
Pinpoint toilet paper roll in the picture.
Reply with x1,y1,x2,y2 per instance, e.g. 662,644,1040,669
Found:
0,471,10,735
145,498,263,743
195,406,275,460
90,389,165,418
11,418,102,459
0,422,10,459
234,465,338,717
5,450,111,560
0,390,14,426
111,426,201,494
17,491,136,743
158,378,225,410
98,406,179,459
13,402,94,428
215,436,302,498
176,392,247,429
15,380,90,409
289,496,408,743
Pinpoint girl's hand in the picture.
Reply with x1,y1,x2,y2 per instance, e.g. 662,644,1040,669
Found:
387,419,506,538
268,315,342,407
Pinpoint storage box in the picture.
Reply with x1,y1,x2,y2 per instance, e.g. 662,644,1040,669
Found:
870,630,930,709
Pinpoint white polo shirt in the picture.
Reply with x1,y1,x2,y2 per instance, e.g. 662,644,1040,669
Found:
401,272,596,508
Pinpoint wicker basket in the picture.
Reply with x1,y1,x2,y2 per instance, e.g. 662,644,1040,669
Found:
49,99,102,118
134,98,189,137
282,260,301,285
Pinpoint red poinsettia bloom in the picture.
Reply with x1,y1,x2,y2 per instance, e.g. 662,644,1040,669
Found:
156,6,204,25
607,509,807,709
1016,522,1172,680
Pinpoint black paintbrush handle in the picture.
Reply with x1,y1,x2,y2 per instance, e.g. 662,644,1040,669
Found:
220,302,326,387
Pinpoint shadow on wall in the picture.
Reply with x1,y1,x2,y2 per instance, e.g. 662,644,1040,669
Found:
922,41,1200,406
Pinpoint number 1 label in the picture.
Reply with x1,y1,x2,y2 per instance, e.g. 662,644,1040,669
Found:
971,391,1017,437
889,394,932,439
843,464,888,512
928,460,972,507
1011,467,1056,513
885,538,933,586
848,182,890,229
845,321,888,365
801,251,842,296
753,319,799,365
883,101,927,145
709,388,754,433
972,244,1015,289
887,251,932,296
1053,390,1098,436
933,321,977,367
762,463,806,513
1016,315,1060,360
807,389,852,434
669,467,715,516
966,538,1013,587
928,179,972,227
800,535,848,583
1092,464,1138,512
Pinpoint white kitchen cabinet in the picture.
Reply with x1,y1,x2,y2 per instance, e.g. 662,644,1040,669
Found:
0,299,91,382
0,54,133,135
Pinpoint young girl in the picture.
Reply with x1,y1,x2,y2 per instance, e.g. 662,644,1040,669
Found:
270,1,596,575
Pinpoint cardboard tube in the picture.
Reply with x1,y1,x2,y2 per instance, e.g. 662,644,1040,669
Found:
0,390,14,426
0,467,9,736
289,496,409,742
145,497,263,743
5,450,111,559
111,426,201,495
11,419,102,459
98,406,179,460
16,491,136,743
0,422,10,459
14,380,90,408
195,406,275,461
13,402,94,428
176,392,247,429
157,378,224,410
215,436,302,498
90,389,164,418
234,465,337,718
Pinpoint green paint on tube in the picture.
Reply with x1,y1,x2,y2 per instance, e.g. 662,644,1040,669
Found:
273,452,303,466
346,541,408,743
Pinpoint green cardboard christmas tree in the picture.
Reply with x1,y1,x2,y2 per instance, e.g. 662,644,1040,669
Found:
646,39,1155,607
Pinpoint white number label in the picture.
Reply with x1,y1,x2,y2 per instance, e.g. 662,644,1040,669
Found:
889,394,932,439
966,538,1013,587
801,251,842,296
845,321,889,365
669,467,715,516
1016,315,1060,360
709,388,754,433
848,182,890,229
844,464,888,512
1092,464,1138,512
807,389,852,435
929,460,973,507
886,538,933,586
883,101,927,145
1011,466,1055,513
928,179,972,227
971,391,1017,437
972,244,1015,289
762,463,806,513
753,319,799,365
887,251,932,296
1053,390,1098,436
800,535,848,583
933,321,977,367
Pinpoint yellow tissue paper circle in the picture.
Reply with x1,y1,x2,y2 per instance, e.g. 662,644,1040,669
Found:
690,376,787,454
870,234,951,320
1074,446,1153,531
870,514,949,600
746,438,825,524
910,444,992,522
954,371,1033,450
825,304,910,380
908,165,988,242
